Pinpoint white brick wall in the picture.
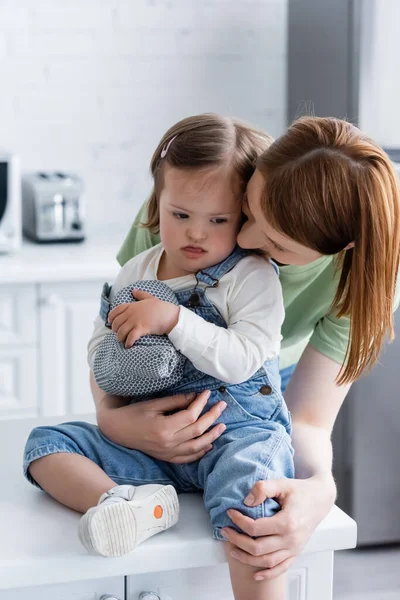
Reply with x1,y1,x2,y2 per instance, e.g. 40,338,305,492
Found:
0,0,287,236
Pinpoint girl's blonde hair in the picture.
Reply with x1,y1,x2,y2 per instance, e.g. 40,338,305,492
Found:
143,113,273,231
257,116,400,384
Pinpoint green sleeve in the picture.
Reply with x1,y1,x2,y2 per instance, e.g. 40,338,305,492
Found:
116,202,161,266
308,311,351,365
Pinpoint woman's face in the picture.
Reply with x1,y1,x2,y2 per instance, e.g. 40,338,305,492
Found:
237,170,324,266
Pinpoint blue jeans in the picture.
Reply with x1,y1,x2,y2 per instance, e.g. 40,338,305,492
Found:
23,363,297,541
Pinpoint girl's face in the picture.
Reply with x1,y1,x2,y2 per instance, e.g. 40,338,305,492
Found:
158,165,243,278
237,170,323,266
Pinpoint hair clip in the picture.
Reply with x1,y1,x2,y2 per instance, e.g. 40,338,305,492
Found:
160,135,177,158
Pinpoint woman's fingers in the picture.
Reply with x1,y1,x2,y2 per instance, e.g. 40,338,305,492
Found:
135,390,226,459
151,392,197,413
226,509,283,537
245,479,294,506
230,547,289,570
168,446,213,464
174,398,227,442
167,390,211,431
254,556,296,581
222,527,274,556
173,422,226,454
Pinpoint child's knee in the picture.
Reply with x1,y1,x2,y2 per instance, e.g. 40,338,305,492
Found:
23,424,82,487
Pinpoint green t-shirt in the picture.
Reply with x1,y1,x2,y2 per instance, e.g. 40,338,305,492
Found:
117,203,400,369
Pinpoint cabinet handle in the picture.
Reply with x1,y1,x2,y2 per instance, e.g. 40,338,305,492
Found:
99,596,122,600
138,593,161,600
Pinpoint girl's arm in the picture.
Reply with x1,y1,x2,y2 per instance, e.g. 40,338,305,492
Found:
87,253,148,368
223,344,350,580
168,257,283,384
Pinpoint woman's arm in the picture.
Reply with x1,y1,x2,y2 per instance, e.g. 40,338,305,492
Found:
222,344,350,580
286,344,350,480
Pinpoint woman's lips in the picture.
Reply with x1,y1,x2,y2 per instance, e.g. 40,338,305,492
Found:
181,246,206,258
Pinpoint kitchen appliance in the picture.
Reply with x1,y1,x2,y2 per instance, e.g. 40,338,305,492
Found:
0,153,21,253
22,171,86,243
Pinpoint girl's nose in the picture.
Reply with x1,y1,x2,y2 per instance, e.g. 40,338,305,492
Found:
187,227,207,242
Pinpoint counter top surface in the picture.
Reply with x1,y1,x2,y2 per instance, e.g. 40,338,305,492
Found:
0,415,357,590
0,237,123,284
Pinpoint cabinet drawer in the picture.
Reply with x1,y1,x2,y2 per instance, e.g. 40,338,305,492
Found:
0,284,37,345
0,576,124,600
127,558,325,600
0,346,37,419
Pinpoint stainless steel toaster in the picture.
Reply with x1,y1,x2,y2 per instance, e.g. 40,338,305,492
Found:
22,171,86,243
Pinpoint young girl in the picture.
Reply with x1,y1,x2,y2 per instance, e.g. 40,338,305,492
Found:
24,115,291,600
106,115,400,585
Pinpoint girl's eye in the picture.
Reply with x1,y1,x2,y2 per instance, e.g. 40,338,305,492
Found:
211,218,227,224
173,212,189,220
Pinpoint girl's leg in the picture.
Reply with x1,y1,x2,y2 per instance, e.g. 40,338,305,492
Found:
24,421,182,556
29,453,116,513
225,543,286,599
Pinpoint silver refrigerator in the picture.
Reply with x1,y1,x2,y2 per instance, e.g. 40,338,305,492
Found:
288,0,400,545
332,310,400,546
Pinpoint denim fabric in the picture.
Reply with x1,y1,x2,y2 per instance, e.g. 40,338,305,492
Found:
24,246,295,541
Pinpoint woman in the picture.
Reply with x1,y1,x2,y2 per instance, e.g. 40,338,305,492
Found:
93,116,400,580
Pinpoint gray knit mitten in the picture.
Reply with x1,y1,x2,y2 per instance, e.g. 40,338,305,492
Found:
93,280,185,398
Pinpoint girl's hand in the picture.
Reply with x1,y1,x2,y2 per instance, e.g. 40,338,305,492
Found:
97,389,227,463
108,290,180,347
221,475,336,581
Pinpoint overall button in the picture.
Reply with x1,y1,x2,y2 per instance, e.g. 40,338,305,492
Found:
188,292,201,308
218,386,226,393
259,384,272,395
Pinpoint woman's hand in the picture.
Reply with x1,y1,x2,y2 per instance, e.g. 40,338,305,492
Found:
221,475,336,580
97,389,227,463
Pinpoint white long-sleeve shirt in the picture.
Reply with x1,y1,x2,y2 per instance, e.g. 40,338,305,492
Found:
87,244,284,385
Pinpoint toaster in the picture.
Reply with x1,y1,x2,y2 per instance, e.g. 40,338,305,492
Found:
22,171,86,243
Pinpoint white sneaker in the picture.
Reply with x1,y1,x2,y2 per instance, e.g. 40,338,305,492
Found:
78,484,179,557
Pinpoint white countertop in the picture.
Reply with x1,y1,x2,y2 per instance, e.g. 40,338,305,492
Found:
0,237,123,284
0,415,357,590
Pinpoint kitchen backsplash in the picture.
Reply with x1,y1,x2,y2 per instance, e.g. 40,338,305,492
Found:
0,0,287,236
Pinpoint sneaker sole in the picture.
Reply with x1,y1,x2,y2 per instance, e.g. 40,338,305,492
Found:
78,485,179,557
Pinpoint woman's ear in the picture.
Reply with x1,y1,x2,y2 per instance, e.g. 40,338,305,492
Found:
344,242,355,250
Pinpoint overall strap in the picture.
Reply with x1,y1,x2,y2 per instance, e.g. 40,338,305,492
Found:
269,259,280,276
195,245,250,287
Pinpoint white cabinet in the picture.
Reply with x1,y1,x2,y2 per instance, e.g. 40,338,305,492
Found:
127,553,334,600
0,284,37,345
0,577,124,600
0,280,103,419
0,284,37,418
0,346,37,418
39,281,101,416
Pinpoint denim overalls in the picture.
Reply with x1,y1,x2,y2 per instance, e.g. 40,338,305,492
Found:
24,246,295,541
